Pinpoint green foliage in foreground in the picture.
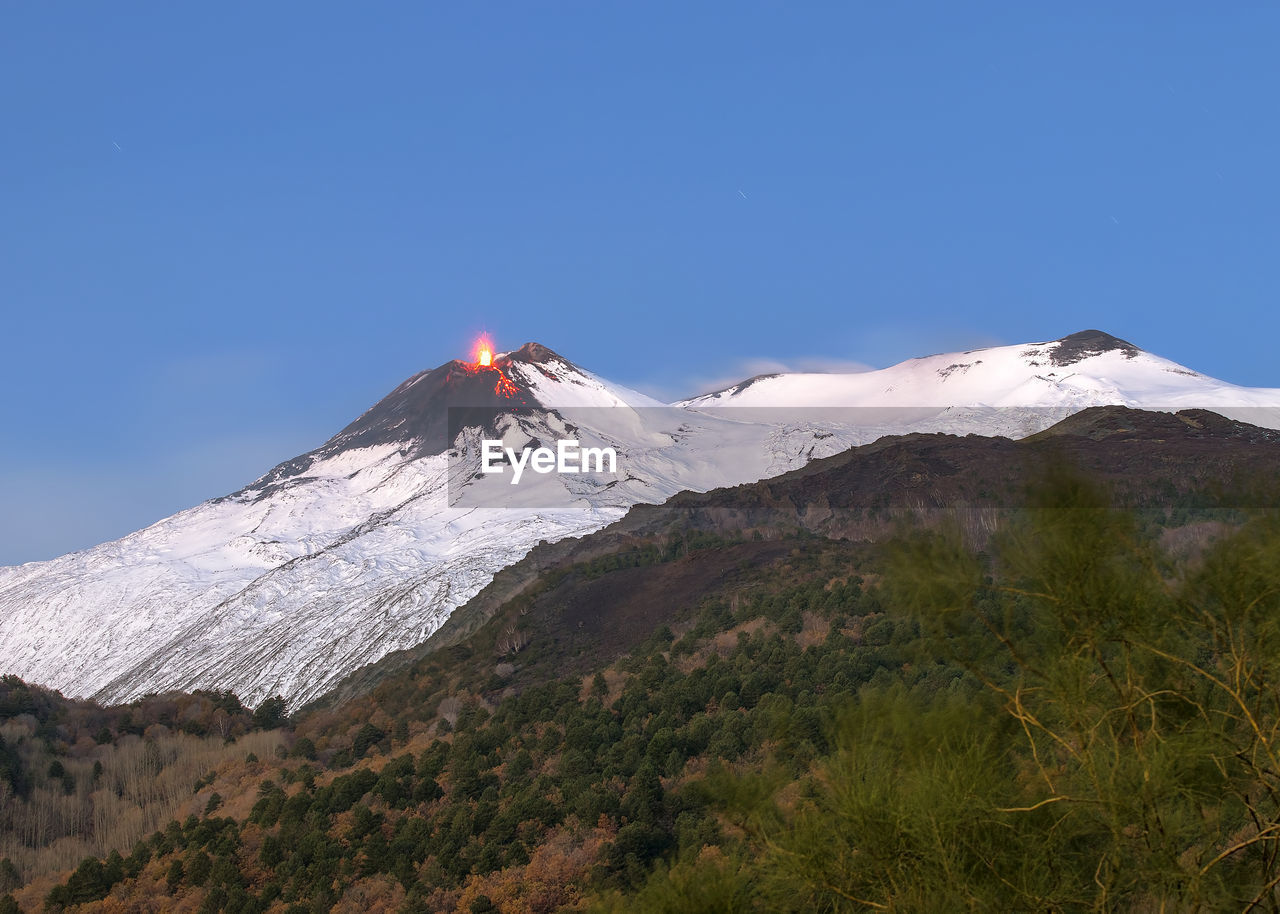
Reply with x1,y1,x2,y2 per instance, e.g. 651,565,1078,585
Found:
41,543,903,911
36,479,1280,913
604,484,1280,912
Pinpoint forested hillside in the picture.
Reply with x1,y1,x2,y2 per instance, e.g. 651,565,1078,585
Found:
5,408,1280,912
0,680,286,906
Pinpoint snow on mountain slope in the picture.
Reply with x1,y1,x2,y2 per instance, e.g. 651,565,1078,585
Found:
0,344,669,708
2,332,1278,708
682,330,1280,418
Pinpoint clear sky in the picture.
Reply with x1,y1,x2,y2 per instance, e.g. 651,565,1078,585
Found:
2,3,1278,564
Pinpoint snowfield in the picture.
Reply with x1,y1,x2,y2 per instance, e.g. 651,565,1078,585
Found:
2,332,1278,708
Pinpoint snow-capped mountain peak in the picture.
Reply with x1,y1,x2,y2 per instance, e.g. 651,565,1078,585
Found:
679,329,1276,415
268,342,654,467
237,343,659,501
2,330,1278,709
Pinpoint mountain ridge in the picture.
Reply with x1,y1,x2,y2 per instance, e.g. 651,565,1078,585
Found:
3,330,1280,708
318,403,1280,708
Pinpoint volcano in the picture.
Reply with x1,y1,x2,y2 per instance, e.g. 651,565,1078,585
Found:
2,331,1278,708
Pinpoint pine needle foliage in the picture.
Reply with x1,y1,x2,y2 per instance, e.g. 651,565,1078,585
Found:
615,478,1280,912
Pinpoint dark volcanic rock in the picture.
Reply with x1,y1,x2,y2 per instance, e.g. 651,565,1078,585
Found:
324,342,577,457
1047,329,1141,366
231,343,573,500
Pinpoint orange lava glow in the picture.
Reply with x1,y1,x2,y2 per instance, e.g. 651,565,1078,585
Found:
493,371,519,399
469,336,516,396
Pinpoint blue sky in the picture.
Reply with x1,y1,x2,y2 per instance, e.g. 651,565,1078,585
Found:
2,3,1278,563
